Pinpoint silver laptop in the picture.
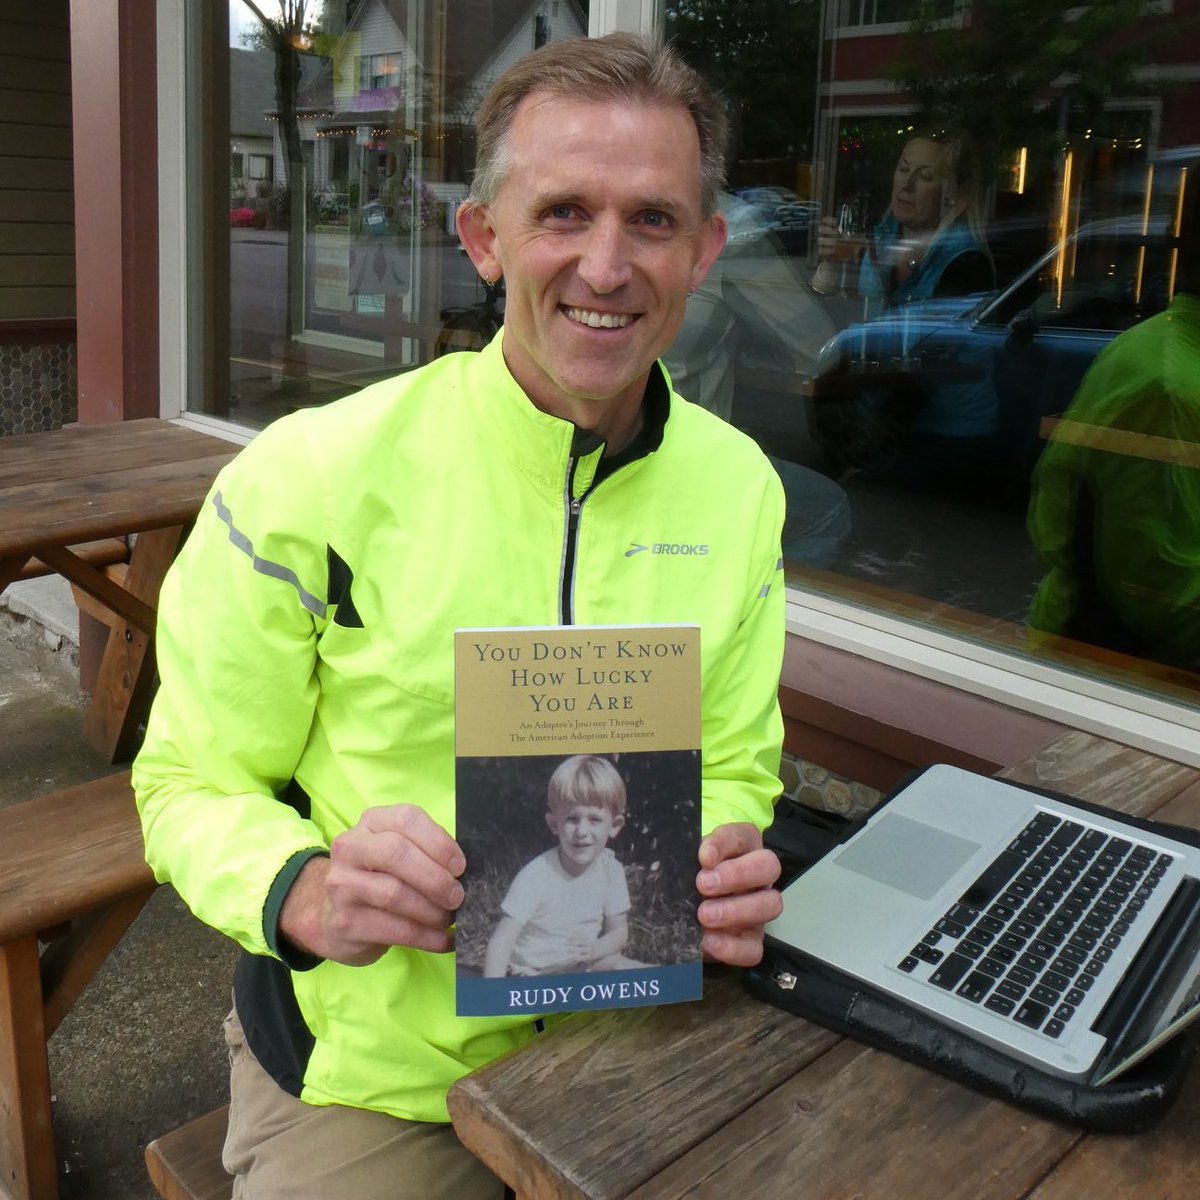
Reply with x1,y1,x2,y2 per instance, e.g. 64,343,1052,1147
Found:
766,764,1200,1085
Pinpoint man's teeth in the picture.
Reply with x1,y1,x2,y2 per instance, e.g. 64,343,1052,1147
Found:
565,308,631,329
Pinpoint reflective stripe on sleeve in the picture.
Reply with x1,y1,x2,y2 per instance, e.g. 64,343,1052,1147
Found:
212,491,328,618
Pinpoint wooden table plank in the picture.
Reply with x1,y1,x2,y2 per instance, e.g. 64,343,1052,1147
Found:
447,970,840,1200
0,419,234,488
999,730,1199,817
0,771,152,943
0,435,233,494
0,453,233,556
0,420,234,490
626,1039,1079,1200
1027,1059,1200,1200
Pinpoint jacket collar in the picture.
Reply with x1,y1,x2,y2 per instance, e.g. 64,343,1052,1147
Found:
469,331,670,491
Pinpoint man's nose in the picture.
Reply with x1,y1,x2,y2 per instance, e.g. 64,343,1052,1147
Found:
578,219,634,293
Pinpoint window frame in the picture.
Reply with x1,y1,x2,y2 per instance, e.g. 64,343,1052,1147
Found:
830,0,968,38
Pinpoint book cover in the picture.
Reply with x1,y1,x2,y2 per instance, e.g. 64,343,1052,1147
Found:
454,624,702,1017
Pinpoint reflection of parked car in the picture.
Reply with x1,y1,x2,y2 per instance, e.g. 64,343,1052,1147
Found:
731,189,818,254
808,216,1176,498
735,185,801,209
722,195,777,248
773,201,820,256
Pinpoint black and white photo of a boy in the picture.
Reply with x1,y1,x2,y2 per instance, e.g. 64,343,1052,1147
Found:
483,755,647,977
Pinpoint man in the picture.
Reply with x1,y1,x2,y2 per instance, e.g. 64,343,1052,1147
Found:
1028,175,1200,671
134,33,786,1199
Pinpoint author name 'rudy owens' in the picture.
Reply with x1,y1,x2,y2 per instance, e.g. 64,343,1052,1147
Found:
507,975,662,1009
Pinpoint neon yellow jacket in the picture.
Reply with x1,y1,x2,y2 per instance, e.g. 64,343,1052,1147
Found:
133,332,785,1122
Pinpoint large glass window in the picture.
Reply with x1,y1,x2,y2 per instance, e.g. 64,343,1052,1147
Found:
661,0,1200,721
188,2,1200,731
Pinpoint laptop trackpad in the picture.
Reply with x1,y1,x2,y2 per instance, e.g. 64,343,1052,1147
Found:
833,813,981,901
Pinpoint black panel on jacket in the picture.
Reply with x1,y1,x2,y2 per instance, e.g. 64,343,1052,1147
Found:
327,544,364,628
233,952,317,1098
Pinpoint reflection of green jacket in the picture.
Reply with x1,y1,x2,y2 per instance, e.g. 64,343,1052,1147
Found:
1028,294,1200,668
133,331,785,1123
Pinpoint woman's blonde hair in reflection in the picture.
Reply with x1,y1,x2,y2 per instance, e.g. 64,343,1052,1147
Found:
920,127,986,247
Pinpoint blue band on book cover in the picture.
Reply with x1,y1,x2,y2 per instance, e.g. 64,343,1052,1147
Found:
454,625,703,1018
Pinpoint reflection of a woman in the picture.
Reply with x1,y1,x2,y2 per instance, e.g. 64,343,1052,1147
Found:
814,133,993,309
813,133,998,485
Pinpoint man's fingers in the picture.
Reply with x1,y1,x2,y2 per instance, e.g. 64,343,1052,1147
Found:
697,845,781,897
701,927,768,968
326,864,457,932
698,821,762,871
697,885,783,932
362,805,466,875
328,904,456,962
334,809,466,911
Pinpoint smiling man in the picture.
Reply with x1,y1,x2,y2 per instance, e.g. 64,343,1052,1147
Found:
457,87,726,448
134,32,786,1200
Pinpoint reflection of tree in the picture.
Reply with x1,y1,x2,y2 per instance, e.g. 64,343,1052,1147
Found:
665,0,822,163
237,3,309,338
238,1,326,337
888,0,1167,169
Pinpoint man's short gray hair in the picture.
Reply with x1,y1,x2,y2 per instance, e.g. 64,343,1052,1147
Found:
465,32,728,219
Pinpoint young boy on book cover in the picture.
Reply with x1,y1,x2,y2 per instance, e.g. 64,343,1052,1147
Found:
483,755,647,977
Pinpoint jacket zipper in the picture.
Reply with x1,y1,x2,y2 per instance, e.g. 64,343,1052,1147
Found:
559,457,583,624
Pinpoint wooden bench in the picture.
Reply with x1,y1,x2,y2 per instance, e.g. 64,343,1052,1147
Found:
145,1105,232,1200
0,770,156,1200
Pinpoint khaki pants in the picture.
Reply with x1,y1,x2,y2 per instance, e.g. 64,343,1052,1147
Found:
222,1008,506,1200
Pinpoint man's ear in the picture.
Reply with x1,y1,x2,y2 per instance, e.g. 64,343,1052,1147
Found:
456,201,501,282
608,813,625,838
688,211,727,294
545,811,560,836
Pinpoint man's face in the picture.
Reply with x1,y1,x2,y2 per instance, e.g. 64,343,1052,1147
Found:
547,803,624,875
458,93,726,430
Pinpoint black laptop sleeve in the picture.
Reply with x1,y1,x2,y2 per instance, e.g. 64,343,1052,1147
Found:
745,767,1198,1133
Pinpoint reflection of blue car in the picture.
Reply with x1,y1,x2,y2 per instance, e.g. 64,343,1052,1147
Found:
808,216,1174,498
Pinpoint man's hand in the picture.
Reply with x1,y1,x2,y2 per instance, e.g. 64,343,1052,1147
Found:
279,806,466,967
696,823,783,967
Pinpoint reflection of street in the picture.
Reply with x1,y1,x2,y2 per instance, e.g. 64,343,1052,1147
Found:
818,475,1039,624
228,228,481,425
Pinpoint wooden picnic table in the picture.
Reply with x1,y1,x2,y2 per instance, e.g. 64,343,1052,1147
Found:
0,418,238,761
449,730,1200,1200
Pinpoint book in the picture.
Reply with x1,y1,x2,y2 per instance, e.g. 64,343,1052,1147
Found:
454,624,703,1017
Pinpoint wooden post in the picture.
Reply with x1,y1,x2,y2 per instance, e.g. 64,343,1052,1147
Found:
82,525,186,762
0,938,58,1200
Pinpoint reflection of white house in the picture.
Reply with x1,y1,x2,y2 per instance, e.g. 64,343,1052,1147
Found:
229,49,278,202
263,0,588,210
465,0,589,111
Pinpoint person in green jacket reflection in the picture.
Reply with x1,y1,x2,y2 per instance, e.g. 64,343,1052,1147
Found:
1028,182,1200,673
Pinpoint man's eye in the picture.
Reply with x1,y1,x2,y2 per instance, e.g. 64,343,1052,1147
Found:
547,204,576,220
640,211,669,228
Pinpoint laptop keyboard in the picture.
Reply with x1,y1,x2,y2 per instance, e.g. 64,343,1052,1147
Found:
897,811,1174,1038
